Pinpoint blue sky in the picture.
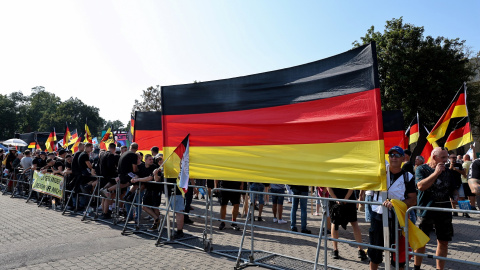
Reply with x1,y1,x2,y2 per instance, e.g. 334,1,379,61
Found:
0,0,478,124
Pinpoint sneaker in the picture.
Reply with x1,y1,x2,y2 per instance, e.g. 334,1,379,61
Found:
291,227,298,232
231,224,240,231
147,219,160,232
273,218,278,223
219,222,226,230
301,229,311,234
313,212,320,216
332,250,339,259
257,216,264,222
100,212,112,219
277,219,288,224
174,230,184,238
99,188,110,198
358,249,367,261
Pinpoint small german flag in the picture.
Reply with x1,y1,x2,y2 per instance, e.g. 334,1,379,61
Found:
406,113,420,145
427,83,468,143
63,122,71,148
444,117,472,150
28,142,36,149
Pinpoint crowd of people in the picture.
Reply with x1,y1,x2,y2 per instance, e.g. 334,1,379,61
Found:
1,142,480,270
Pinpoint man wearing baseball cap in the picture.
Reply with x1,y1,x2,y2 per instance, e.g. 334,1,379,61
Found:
369,146,417,270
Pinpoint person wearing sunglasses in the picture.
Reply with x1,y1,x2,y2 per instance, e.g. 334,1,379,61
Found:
368,146,417,270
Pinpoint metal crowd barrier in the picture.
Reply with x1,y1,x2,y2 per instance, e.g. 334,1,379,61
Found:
210,187,400,270
7,172,480,270
404,206,480,270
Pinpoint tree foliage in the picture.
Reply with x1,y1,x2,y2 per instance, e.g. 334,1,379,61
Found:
0,87,115,140
132,86,161,114
354,17,480,129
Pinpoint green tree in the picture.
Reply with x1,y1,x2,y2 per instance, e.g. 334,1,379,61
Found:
354,17,479,129
44,97,105,136
132,86,161,114
104,120,126,131
25,86,61,132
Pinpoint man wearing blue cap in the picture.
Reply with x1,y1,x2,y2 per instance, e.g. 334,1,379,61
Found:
369,146,417,270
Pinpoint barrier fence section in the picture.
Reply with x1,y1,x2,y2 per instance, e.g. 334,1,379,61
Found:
4,170,480,270
404,206,480,270
211,187,400,270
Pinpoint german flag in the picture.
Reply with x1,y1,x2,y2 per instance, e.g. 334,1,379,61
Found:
84,122,93,143
406,113,420,145
419,126,438,163
71,136,81,153
134,111,163,157
28,142,36,149
444,117,472,150
130,115,135,142
162,43,386,190
45,130,56,152
427,84,468,143
100,126,116,150
63,122,71,148
383,110,407,161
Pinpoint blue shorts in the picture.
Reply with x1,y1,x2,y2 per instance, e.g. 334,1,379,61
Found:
168,195,185,212
270,188,285,205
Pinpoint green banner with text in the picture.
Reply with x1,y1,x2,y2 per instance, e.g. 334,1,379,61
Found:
32,171,63,199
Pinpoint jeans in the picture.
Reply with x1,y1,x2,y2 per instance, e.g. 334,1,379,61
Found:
290,191,308,230
250,183,265,205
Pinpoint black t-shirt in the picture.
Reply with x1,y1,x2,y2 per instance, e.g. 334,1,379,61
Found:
138,163,158,190
72,151,83,175
331,188,356,201
220,180,242,190
447,161,463,189
54,159,65,171
416,164,457,209
78,152,92,178
402,161,414,175
469,159,480,179
5,153,16,170
118,151,138,175
33,157,47,171
99,152,117,179
78,152,90,172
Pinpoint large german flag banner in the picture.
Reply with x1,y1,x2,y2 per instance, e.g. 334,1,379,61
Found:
427,83,468,143
162,43,386,190
444,117,472,150
383,110,406,162
134,111,163,156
